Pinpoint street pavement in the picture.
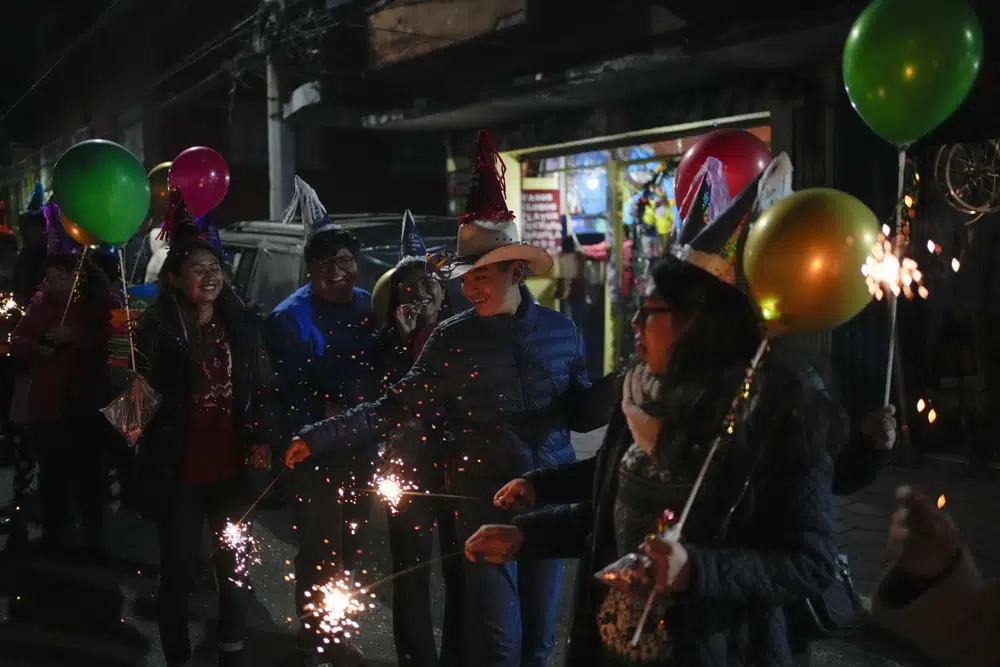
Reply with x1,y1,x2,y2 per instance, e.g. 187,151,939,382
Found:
0,429,995,667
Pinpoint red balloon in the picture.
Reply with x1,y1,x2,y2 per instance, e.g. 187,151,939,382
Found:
675,129,772,220
167,147,231,218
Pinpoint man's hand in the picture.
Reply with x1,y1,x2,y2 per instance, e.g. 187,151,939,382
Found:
621,364,663,456
861,405,897,451
464,524,524,564
494,478,536,513
889,485,962,578
641,534,691,593
249,444,270,470
285,437,312,469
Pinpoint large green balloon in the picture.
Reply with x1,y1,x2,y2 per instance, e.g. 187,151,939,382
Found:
52,140,151,245
843,0,983,146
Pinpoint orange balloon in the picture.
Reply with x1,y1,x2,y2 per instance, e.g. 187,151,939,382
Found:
148,162,172,213
62,214,99,247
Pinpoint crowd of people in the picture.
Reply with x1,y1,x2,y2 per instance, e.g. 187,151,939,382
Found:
0,129,993,667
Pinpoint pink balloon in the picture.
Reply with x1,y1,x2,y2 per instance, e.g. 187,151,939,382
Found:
167,146,231,218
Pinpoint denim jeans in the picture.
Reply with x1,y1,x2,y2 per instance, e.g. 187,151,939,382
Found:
388,494,465,667
462,557,563,667
156,478,249,666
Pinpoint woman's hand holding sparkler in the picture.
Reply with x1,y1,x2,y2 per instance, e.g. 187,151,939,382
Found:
494,478,536,513
465,524,524,564
285,437,311,469
640,534,691,593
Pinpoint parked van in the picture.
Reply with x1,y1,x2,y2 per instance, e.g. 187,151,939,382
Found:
219,213,467,314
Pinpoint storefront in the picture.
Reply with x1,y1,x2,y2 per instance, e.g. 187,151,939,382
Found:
461,113,772,377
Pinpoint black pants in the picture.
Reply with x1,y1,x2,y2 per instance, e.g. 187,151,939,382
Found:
156,478,250,667
292,465,373,652
388,494,465,667
31,419,105,549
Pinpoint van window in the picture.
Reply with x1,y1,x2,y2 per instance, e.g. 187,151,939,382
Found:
224,247,258,299
249,247,303,313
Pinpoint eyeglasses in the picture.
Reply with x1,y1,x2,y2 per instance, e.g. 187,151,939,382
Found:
317,256,356,271
635,301,673,325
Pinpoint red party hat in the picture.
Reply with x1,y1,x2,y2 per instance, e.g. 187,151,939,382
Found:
460,129,515,225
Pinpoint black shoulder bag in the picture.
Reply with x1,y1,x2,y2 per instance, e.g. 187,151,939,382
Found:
790,552,867,640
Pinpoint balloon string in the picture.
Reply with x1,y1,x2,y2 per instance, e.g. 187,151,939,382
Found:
884,149,906,406
59,246,90,327
117,247,136,372
630,337,770,647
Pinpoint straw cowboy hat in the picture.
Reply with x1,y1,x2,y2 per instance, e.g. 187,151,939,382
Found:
434,129,553,280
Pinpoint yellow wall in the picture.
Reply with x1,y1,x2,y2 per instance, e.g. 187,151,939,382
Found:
502,154,561,310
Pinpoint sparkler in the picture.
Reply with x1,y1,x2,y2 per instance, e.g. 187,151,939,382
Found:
373,469,419,514
0,293,22,317
303,574,376,650
862,225,928,302
219,520,259,589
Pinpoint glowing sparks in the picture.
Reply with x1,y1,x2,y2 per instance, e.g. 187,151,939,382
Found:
304,575,376,644
373,458,420,514
374,470,419,514
862,226,927,301
0,293,22,317
937,495,947,509
220,521,259,588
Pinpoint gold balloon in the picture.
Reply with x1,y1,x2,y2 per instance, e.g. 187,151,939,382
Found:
148,161,173,214
371,267,396,330
62,214,99,247
742,188,877,335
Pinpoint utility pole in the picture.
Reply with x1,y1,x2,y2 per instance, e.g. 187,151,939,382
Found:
266,55,295,220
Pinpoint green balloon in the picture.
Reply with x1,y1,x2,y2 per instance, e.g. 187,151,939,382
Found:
843,0,983,146
52,140,151,245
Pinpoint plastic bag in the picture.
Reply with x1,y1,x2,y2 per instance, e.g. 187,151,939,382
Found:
101,370,162,447
594,552,654,592
595,512,678,593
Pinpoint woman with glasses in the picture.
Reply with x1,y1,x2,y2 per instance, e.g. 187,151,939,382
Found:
468,172,844,667
375,255,466,667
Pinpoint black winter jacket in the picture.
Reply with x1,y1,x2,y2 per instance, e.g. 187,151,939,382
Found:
514,357,845,667
133,293,278,513
299,290,616,496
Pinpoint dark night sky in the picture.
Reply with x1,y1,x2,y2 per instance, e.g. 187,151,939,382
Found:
0,5,35,114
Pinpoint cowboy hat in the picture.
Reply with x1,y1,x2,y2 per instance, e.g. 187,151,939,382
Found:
434,129,553,280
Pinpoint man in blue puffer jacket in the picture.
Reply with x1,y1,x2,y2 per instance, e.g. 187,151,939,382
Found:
286,130,615,667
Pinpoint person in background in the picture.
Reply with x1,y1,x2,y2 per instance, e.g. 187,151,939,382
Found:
1,188,49,544
265,181,377,667
556,233,588,330
869,485,996,667
132,189,275,667
286,131,615,667
373,213,464,667
10,249,114,559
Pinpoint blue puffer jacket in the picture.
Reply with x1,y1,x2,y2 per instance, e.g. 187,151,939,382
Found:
298,287,615,494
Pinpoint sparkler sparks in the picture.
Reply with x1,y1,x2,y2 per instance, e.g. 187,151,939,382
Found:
304,575,376,647
374,469,419,514
862,226,927,301
220,521,259,588
0,293,22,317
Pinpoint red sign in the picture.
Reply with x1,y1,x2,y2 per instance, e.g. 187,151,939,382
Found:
522,189,562,254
